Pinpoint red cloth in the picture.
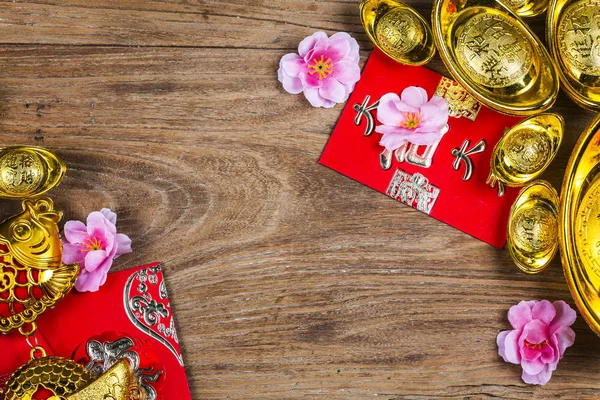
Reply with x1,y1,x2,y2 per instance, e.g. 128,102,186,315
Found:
0,262,191,400
319,49,522,248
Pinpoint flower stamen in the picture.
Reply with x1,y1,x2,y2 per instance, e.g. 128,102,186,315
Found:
399,111,422,130
82,236,103,252
524,340,547,350
308,55,334,80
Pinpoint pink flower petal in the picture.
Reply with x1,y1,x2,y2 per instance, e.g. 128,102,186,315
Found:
304,38,330,64
83,249,110,273
75,269,107,293
401,86,428,109
115,233,133,258
100,208,117,225
279,68,304,94
378,130,410,152
298,31,328,58
406,130,443,146
532,300,557,325
62,242,85,264
319,77,348,103
304,87,335,108
508,300,534,330
63,220,89,245
418,98,449,131
521,358,546,375
377,93,410,126
552,326,575,358
521,319,549,345
501,329,521,364
521,344,542,362
299,70,321,88
550,301,577,334
280,53,305,78
522,364,553,385
539,343,556,364
330,32,360,63
324,37,351,63
87,211,116,237
332,60,360,85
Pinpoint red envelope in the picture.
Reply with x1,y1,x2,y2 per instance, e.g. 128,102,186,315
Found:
319,49,522,248
0,262,191,400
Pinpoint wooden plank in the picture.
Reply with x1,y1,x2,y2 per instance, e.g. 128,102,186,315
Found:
0,1,597,398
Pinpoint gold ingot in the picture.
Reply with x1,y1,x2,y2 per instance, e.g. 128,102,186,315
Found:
0,146,66,200
504,0,550,17
360,0,436,65
547,0,600,110
508,181,559,274
560,114,600,336
431,0,559,116
491,113,563,186
67,360,137,400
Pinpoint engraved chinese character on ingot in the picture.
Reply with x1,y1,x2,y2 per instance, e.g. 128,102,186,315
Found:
451,139,486,181
353,95,380,137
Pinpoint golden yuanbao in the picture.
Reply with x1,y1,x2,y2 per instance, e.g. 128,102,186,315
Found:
491,113,563,186
360,0,436,65
547,0,600,110
0,146,66,199
431,0,559,116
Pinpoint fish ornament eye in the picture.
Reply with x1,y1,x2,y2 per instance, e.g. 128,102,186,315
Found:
10,220,32,242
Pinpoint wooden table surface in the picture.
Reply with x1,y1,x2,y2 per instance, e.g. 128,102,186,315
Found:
2,0,600,398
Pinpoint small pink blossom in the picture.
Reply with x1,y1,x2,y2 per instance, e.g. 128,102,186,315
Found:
375,86,449,151
497,300,576,385
61,208,132,292
278,31,361,108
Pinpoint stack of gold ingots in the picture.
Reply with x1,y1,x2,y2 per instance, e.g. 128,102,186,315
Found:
359,0,600,336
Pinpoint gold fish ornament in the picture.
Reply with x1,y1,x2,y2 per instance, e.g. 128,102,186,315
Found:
0,197,79,334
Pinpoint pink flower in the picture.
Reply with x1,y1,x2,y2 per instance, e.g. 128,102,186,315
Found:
497,300,576,385
278,31,361,108
375,86,449,151
61,208,132,292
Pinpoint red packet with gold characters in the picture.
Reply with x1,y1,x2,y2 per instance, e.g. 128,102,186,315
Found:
0,262,191,399
319,48,522,248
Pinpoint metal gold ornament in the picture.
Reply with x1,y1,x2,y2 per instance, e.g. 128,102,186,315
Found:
0,146,66,200
360,0,436,66
504,0,550,17
431,0,559,116
0,197,79,333
508,181,559,274
547,0,600,110
489,113,564,186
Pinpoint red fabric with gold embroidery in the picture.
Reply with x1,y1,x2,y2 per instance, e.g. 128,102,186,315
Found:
319,49,522,248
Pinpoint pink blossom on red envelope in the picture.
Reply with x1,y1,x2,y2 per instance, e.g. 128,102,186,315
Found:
375,86,449,151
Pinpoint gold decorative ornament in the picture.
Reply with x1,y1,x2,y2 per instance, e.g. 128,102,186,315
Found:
504,0,550,17
360,0,436,66
0,355,94,399
67,359,140,400
0,197,79,333
489,113,564,186
560,114,600,336
0,146,66,200
508,181,559,274
431,0,559,116
547,0,600,110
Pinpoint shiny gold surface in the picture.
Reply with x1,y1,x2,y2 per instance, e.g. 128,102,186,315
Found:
505,0,550,17
491,113,564,186
360,0,436,65
508,181,559,274
432,0,559,115
548,0,600,110
560,114,600,336
0,356,94,399
0,197,79,333
0,146,66,200
67,360,139,400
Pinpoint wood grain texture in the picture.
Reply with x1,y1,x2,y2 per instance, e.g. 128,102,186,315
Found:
0,1,598,398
